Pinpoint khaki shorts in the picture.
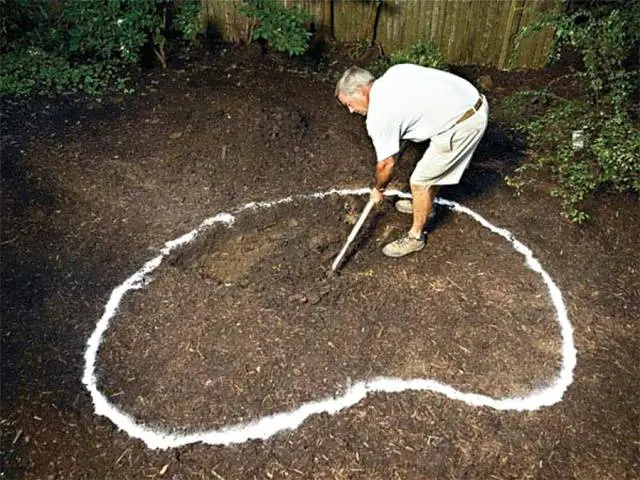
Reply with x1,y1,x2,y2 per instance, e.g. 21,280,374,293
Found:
410,96,489,186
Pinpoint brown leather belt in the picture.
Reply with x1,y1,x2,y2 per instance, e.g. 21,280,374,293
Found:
456,97,483,124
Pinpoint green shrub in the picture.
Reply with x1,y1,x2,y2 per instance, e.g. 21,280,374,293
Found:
370,40,447,76
504,88,640,223
239,0,312,56
174,0,204,45
590,118,640,194
0,48,125,96
505,1,640,223
0,0,203,97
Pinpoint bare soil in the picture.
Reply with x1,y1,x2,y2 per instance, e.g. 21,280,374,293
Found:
1,43,639,479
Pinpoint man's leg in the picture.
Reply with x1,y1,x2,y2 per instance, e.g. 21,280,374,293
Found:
382,183,439,258
384,103,488,259
409,183,440,238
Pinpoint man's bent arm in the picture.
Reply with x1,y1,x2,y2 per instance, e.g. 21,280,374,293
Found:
374,156,395,191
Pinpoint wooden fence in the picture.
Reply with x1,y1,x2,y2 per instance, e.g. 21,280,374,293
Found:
200,0,560,69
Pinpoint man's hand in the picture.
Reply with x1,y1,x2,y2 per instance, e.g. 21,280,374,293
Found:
370,187,385,205
372,156,394,206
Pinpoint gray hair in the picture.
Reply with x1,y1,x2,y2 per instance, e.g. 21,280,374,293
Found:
335,66,375,97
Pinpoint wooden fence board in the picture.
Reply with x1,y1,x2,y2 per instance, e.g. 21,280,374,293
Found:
200,0,563,69
482,1,504,62
472,0,492,63
458,0,472,64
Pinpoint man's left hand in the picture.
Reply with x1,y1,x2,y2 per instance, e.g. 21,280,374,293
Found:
370,187,385,205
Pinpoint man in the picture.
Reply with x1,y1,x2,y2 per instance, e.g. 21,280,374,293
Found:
335,64,488,258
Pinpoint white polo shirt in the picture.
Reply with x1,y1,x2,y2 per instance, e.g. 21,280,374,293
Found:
366,64,480,161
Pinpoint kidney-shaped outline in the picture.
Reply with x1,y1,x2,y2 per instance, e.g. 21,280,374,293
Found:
82,188,576,450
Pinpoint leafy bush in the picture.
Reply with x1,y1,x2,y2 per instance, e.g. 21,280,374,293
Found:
505,90,640,223
239,0,311,56
0,0,203,96
370,40,447,76
175,0,204,45
0,48,126,96
505,1,640,223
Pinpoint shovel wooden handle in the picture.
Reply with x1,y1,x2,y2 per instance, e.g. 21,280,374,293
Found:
332,198,375,272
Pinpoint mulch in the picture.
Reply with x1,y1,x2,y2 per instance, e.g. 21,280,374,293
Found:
1,42,638,479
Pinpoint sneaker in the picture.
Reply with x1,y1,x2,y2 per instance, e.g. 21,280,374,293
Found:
394,199,438,219
382,233,425,258
395,199,413,214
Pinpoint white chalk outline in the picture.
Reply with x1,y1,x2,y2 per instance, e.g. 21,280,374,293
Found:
82,188,576,450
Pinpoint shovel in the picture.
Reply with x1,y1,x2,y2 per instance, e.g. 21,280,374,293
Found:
331,198,375,272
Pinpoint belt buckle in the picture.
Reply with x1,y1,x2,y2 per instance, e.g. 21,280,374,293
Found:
457,108,473,125
457,98,482,125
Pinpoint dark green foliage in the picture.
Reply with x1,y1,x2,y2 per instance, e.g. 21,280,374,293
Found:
239,0,311,56
0,48,127,96
0,0,203,96
370,40,447,76
175,0,204,45
506,1,640,223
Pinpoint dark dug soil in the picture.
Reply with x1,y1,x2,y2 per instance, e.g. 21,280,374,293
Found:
2,44,639,479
